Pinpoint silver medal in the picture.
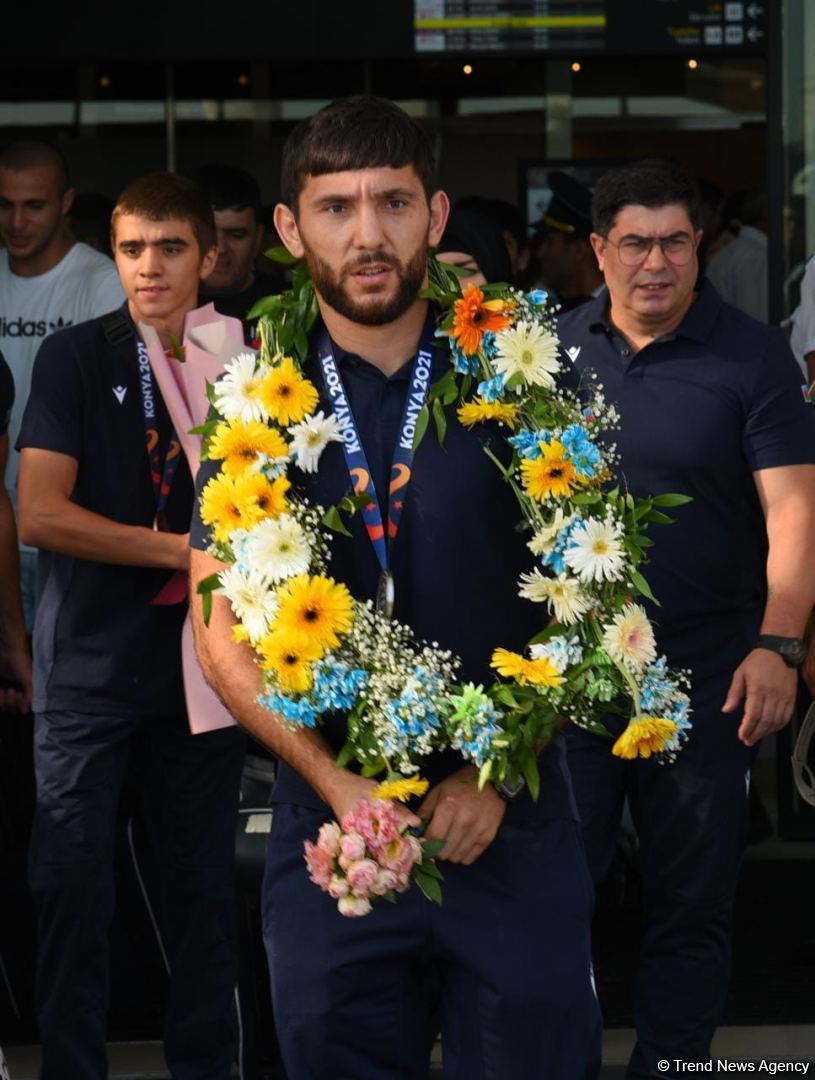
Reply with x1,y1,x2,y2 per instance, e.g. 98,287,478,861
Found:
375,569,395,620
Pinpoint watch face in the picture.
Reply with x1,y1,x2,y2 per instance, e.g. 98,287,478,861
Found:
785,641,808,665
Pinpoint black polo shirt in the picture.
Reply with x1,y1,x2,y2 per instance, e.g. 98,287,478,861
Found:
17,305,194,717
192,315,577,819
0,349,12,435
558,280,815,678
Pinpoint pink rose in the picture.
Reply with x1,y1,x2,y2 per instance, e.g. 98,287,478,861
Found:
371,868,398,896
340,832,366,862
394,872,412,893
347,798,400,857
338,894,372,917
303,841,334,891
328,874,350,899
316,821,341,858
345,858,379,896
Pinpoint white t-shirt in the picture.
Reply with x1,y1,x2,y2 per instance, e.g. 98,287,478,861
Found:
0,242,125,504
790,255,815,380
705,224,768,324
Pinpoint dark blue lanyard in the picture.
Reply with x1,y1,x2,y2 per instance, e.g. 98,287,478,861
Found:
315,319,435,573
136,339,181,521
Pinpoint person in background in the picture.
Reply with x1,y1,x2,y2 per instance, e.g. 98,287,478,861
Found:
705,186,768,323
528,171,604,311
694,177,724,275
192,163,282,339
561,158,815,1078
436,204,514,285
455,194,530,282
17,172,245,1079
0,140,124,629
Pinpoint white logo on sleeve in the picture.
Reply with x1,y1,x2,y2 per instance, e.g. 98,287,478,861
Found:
112,385,128,405
566,345,581,362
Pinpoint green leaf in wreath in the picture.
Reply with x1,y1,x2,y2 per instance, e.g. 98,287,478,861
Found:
322,506,353,537
432,398,447,444
414,869,443,904
629,568,658,604
412,403,430,450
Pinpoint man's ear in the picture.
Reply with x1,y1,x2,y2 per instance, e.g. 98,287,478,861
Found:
428,190,451,248
274,202,305,260
61,186,76,217
199,244,219,282
589,232,606,272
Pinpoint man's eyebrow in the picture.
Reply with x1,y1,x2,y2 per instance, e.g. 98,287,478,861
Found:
618,230,692,241
312,187,419,207
117,236,190,248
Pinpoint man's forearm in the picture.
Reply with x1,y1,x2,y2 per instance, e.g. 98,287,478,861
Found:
20,494,187,570
761,495,815,637
190,548,353,811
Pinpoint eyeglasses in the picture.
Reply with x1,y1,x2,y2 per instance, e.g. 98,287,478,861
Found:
603,234,696,267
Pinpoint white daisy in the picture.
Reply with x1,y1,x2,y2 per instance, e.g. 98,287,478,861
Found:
518,569,591,625
243,514,312,583
564,516,626,583
218,565,278,643
527,508,574,557
493,321,561,389
288,410,344,473
214,352,269,422
602,604,657,674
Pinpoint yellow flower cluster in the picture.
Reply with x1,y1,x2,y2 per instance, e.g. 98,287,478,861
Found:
490,647,563,688
612,716,677,759
457,398,519,430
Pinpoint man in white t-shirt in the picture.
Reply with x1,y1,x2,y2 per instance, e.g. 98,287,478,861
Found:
0,141,124,624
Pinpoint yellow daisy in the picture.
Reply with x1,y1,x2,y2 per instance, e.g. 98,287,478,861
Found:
457,398,519,430
612,716,677,760
208,419,288,478
520,439,580,501
373,776,430,802
490,647,563,688
259,629,322,693
275,574,354,652
200,471,290,545
258,357,320,426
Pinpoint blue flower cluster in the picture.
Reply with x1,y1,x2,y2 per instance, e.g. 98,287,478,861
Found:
541,515,583,574
560,423,602,480
639,656,692,750
451,341,480,376
477,373,506,402
259,659,369,729
508,427,551,459
525,289,548,308
533,635,584,673
381,665,446,759
450,698,502,767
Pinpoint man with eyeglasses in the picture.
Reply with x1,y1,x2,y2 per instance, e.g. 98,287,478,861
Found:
559,158,815,1078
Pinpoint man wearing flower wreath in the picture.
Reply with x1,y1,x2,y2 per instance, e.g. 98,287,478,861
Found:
560,158,815,1078
191,95,602,1079
16,173,246,1078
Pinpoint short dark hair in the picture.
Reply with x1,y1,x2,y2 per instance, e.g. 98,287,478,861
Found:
111,172,216,253
592,159,702,236
0,140,70,193
189,163,261,218
280,95,436,211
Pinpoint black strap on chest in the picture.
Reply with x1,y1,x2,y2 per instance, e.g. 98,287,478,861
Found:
98,308,134,357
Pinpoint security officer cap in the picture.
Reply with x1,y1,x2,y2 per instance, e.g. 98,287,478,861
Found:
533,171,593,240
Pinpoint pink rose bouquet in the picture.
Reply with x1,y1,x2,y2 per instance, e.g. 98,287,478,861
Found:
304,788,444,917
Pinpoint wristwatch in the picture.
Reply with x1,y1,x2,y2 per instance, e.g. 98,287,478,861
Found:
756,635,807,669
494,773,526,802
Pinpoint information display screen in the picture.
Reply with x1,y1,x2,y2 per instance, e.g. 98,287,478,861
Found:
414,1,767,56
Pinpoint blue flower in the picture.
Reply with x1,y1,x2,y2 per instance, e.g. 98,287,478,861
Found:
525,289,548,307
560,423,602,479
541,514,582,574
477,373,506,403
311,659,368,713
480,331,498,360
380,665,446,759
258,693,318,728
509,428,546,459
451,341,480,376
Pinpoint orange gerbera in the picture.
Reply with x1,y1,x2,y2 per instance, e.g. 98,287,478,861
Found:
450,284,512,356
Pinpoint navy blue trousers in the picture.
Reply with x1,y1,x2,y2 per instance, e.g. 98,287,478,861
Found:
566,668,756,1079
29,710,245,1080
262,801,602,1080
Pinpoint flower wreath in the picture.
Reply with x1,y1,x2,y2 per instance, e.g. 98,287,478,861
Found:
197,254,692,797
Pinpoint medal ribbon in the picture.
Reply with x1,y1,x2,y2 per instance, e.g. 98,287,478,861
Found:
136,339,181,522
315,318,435,573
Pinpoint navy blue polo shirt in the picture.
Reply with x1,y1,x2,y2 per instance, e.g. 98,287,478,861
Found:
0,350,12,435
558,280,815,678
192,313,577,819
17,305,194,717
